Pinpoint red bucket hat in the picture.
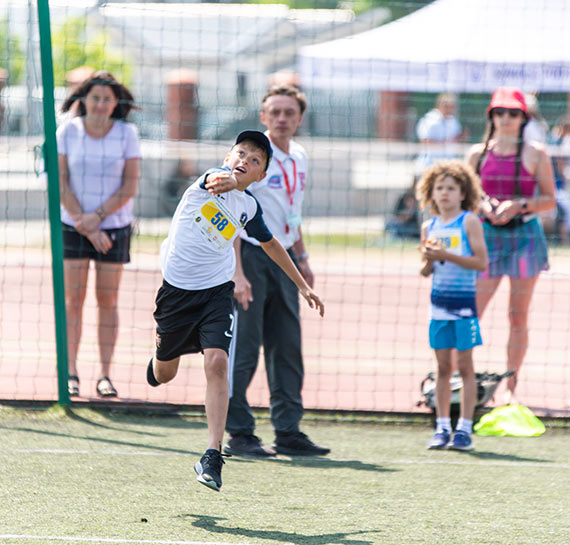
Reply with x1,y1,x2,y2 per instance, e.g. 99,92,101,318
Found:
487,87,528,118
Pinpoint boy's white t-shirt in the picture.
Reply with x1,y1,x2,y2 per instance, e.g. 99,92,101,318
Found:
160,168,272,291
56,117,141,229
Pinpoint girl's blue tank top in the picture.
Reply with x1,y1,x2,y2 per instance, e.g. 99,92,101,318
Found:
427,210,477,320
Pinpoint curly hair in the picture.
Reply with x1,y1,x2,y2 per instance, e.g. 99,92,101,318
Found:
416,160,482,215
61,70,137,120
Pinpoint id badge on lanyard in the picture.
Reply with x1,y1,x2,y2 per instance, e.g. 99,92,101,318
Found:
192,196,240,250
275,157,302,233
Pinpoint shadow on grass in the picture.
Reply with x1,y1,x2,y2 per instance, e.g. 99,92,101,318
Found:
64,407,167,436
465,450,552,463
230,455,398,473
0,424,202,455
0,409,206,457
66,406,211,432
180,514,381,545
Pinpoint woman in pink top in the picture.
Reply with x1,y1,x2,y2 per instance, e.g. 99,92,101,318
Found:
467,87,555,404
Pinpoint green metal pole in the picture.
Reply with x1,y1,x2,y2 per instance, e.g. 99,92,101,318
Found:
36,0,70,407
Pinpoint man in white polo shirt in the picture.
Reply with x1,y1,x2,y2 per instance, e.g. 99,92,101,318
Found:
225,85,330,457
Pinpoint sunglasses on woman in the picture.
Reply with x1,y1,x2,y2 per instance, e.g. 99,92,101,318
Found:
491,107,524,118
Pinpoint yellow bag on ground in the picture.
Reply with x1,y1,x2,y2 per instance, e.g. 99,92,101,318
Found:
474,404,545,437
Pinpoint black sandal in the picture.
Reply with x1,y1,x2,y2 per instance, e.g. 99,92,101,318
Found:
68,375,80,397
96,376,118,398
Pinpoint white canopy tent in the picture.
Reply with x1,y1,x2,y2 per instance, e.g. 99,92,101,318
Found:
298,0,570,92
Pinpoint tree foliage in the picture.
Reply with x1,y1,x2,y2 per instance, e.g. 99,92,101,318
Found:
243,0,432,17
0,17,25,84
51,17,132,87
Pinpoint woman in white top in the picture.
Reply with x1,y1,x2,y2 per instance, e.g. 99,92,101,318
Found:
57,71,141,398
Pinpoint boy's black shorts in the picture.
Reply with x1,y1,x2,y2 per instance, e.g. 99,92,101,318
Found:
153,279,235,361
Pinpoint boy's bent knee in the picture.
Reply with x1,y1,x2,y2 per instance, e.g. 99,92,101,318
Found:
154,356,180,383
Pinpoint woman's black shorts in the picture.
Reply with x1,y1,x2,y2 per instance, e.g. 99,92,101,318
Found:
153,280,235,360
62,223,132,263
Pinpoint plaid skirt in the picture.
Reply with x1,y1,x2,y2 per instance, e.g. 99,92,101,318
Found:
480,217,549,279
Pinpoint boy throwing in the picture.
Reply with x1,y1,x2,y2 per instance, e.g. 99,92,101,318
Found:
147,131,324,491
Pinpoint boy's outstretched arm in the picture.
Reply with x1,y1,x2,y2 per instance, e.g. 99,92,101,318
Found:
260,237,325,317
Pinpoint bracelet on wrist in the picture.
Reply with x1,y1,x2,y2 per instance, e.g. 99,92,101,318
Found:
95,205,107,220
297,252,309,261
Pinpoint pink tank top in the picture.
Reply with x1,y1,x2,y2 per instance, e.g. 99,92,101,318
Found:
480,150,535,200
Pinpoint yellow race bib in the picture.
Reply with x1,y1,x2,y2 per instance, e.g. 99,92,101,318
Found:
193,198,239,250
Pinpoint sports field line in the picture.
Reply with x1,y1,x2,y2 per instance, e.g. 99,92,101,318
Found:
6,449,569,469
0,536,264,545
8,449,178,456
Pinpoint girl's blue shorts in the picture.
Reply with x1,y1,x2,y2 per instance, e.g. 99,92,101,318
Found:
429,317,482,351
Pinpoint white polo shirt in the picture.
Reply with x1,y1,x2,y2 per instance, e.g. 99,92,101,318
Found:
241,135,307,250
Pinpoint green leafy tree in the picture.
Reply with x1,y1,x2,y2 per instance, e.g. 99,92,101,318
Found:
243,0,432,17
51,16,132,87
0,17,25,84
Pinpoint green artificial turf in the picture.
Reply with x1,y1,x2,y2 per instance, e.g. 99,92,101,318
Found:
0,406,567,545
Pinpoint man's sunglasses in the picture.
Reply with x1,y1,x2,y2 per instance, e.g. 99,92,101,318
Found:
491,107,524,118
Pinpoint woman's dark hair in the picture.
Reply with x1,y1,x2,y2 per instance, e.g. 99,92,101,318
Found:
61,70,137,120
476,113,528,197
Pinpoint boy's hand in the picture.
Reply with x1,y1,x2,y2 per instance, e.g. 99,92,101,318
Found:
205,172,238,195
233,272,253,311
300,288,325,317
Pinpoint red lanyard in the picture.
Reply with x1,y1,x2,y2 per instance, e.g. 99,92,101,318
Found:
274,157,297,206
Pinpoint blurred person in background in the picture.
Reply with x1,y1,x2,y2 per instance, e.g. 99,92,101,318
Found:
385,176,421,240
467,87,555,405
224,84,330,458
416,93,465,172
547,116,570,244
523,94,548,144
522,94,557,237
0,68,7,131
57,71,141,398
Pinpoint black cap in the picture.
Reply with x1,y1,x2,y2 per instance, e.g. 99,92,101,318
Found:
234,130,273,171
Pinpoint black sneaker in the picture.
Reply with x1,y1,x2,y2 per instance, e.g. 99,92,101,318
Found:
223,434,276,458
194,449,226,492
273,431,330,456
146,358,160,387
